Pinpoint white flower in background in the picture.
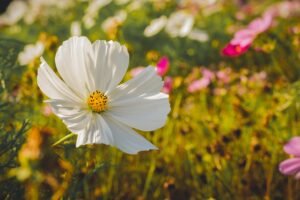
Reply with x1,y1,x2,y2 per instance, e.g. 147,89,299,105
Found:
18,42,45,66
144,16,168,37
179,0,217,7
29,0,72,9
83,0,112,28
70,21,82,36
23,0,73,24
37,36,170,154
187,29,209,42
165,11,194,37
144,11,198,38
127,0,144,11
0,1,27,26
101,10,127,33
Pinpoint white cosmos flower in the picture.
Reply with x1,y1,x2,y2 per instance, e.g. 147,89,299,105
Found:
179,0,217,8
101,10,127,33
23,0,73,24
165,11,194,38
18,42,45,66
37,36,170,154
70,21,82,36
83,0,112,28
187,29,209,42
0,1,27,26
144,16,168,37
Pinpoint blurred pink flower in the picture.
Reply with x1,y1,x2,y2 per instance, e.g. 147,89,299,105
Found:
202,68,215,81
249,71,267,83
236,84,247,96
248,13,273,34
279,137,300,179
162,76,173,94
188,77,210,93
42,104,53,116
231,30,256,48
265,1,300,19
222,13,273,57
156,56,169,76
129,66,145,77
216,68,231,84
222,43,250,57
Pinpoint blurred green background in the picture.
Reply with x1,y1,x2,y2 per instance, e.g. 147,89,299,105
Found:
0,0,300,199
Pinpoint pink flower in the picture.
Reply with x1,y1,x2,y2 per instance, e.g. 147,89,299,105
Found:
279,137,300,179
222,13,273,57
42,104,53,116
162,76,173,94
202,68,215,81
248,13,273,34
249,71,267,83
156,56,169,76
265,1,300,19
216,68,231,84
222,43,251,57
231,29,256,48
188,77,210,93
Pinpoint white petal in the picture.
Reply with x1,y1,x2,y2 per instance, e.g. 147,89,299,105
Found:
92,40,129,92
47,99,90,133
107,66,170,131
108,66,163,101
105,116,158,154
55,36,95,98
37,57,82,103
76,114,114,147
179,16,194,37
76,114,157,154
107,93,169,131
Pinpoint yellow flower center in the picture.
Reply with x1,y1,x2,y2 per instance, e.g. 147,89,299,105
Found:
87,90,108,113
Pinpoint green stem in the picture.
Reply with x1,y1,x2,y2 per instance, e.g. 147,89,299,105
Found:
52,133,76,147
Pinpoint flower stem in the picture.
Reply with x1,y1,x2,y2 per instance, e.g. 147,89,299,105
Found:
52,133,76,147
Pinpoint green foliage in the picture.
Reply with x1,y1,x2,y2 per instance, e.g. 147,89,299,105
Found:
0,38,28,199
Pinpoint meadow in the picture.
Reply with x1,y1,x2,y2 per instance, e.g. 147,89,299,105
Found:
0,0,300,199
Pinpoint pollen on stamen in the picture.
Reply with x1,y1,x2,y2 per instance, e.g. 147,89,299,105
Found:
87,90,108,113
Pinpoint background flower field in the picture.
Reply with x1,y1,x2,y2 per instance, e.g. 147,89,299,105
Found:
1,0,300,199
